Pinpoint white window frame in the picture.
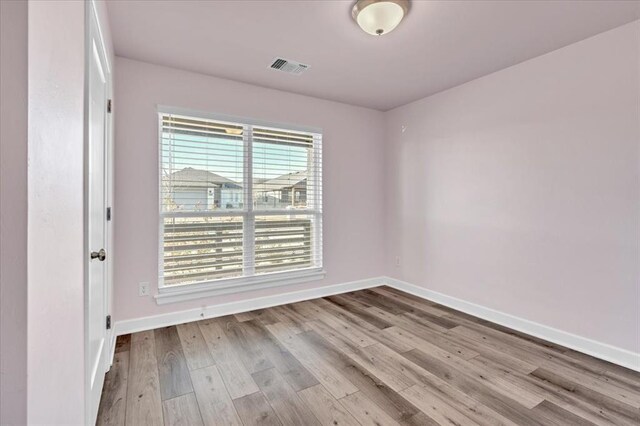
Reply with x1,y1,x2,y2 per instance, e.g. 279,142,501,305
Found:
156,106,324,304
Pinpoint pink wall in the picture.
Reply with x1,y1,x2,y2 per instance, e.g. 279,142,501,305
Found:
113,22,638,357
113,57,386,321
385,21,640,352
28,1,87,423
0,1,28,424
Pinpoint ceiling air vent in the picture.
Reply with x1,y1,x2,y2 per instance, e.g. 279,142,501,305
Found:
269,57,309,75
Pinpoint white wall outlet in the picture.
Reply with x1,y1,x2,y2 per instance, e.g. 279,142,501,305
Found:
139,282,150,297
395,256,401,267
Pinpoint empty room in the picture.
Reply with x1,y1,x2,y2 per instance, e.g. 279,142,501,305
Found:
1,0,639,424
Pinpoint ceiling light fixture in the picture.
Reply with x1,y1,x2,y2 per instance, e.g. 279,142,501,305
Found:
352,0,410,36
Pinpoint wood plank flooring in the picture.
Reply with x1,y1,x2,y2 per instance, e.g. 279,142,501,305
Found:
97,286,640,426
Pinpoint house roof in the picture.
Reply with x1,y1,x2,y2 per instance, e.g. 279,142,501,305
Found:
167,167,241,189
255,171,307,191
166,167,307,191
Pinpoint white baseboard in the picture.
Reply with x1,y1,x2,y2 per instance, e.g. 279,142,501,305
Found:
114,276,384,336
113,274,639,372
384,276,640,372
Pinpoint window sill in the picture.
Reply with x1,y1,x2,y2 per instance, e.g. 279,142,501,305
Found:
155,268,326,305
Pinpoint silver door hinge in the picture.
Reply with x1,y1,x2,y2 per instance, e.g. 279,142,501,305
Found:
106,207,112,221
107,99,112,113
106,315,112,330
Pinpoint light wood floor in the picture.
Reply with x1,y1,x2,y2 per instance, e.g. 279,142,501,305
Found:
97,286,640,426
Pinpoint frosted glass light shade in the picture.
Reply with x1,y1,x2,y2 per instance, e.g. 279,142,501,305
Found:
352,0,410,36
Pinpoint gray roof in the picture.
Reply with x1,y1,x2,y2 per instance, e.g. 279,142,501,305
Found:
167,167,241,189
255,171,307,191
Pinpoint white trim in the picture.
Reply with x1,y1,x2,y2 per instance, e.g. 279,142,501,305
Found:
116,277,384,335
243,124,255,276
383,277,640,373
90,0,111,73
157,113,165,288
156,268,326,304
160,209,322,218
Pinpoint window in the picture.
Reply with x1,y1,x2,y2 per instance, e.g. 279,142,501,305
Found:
159,109,323,296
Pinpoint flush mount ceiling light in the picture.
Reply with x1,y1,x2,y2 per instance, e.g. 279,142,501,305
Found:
352,0,410,36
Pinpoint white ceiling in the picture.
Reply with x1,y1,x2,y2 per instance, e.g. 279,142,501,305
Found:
106,0,640,111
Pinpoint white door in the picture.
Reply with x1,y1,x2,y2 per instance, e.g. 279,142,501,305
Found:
87,7,109,424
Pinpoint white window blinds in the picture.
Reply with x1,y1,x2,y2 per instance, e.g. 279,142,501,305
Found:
160,112,322,287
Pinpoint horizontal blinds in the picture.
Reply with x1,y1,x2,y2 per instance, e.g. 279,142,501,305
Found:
161,114,246,213
253,215,319,274
163,216,243,285
160,112,322,287
253,127,313,148
253,126,321,211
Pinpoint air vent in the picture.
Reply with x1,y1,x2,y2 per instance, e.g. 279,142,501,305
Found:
269,57,309,75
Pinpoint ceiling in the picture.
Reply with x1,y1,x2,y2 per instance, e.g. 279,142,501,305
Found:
106,1,640,111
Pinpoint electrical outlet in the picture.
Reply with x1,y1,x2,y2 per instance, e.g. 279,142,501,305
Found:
395,256,401,267
139,282,149,297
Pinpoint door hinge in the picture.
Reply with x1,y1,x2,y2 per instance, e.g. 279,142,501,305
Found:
106,315,112,330
107,99,112,113
106,207,112,221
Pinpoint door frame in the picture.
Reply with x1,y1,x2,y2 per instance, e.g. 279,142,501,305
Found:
84,0,113,424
